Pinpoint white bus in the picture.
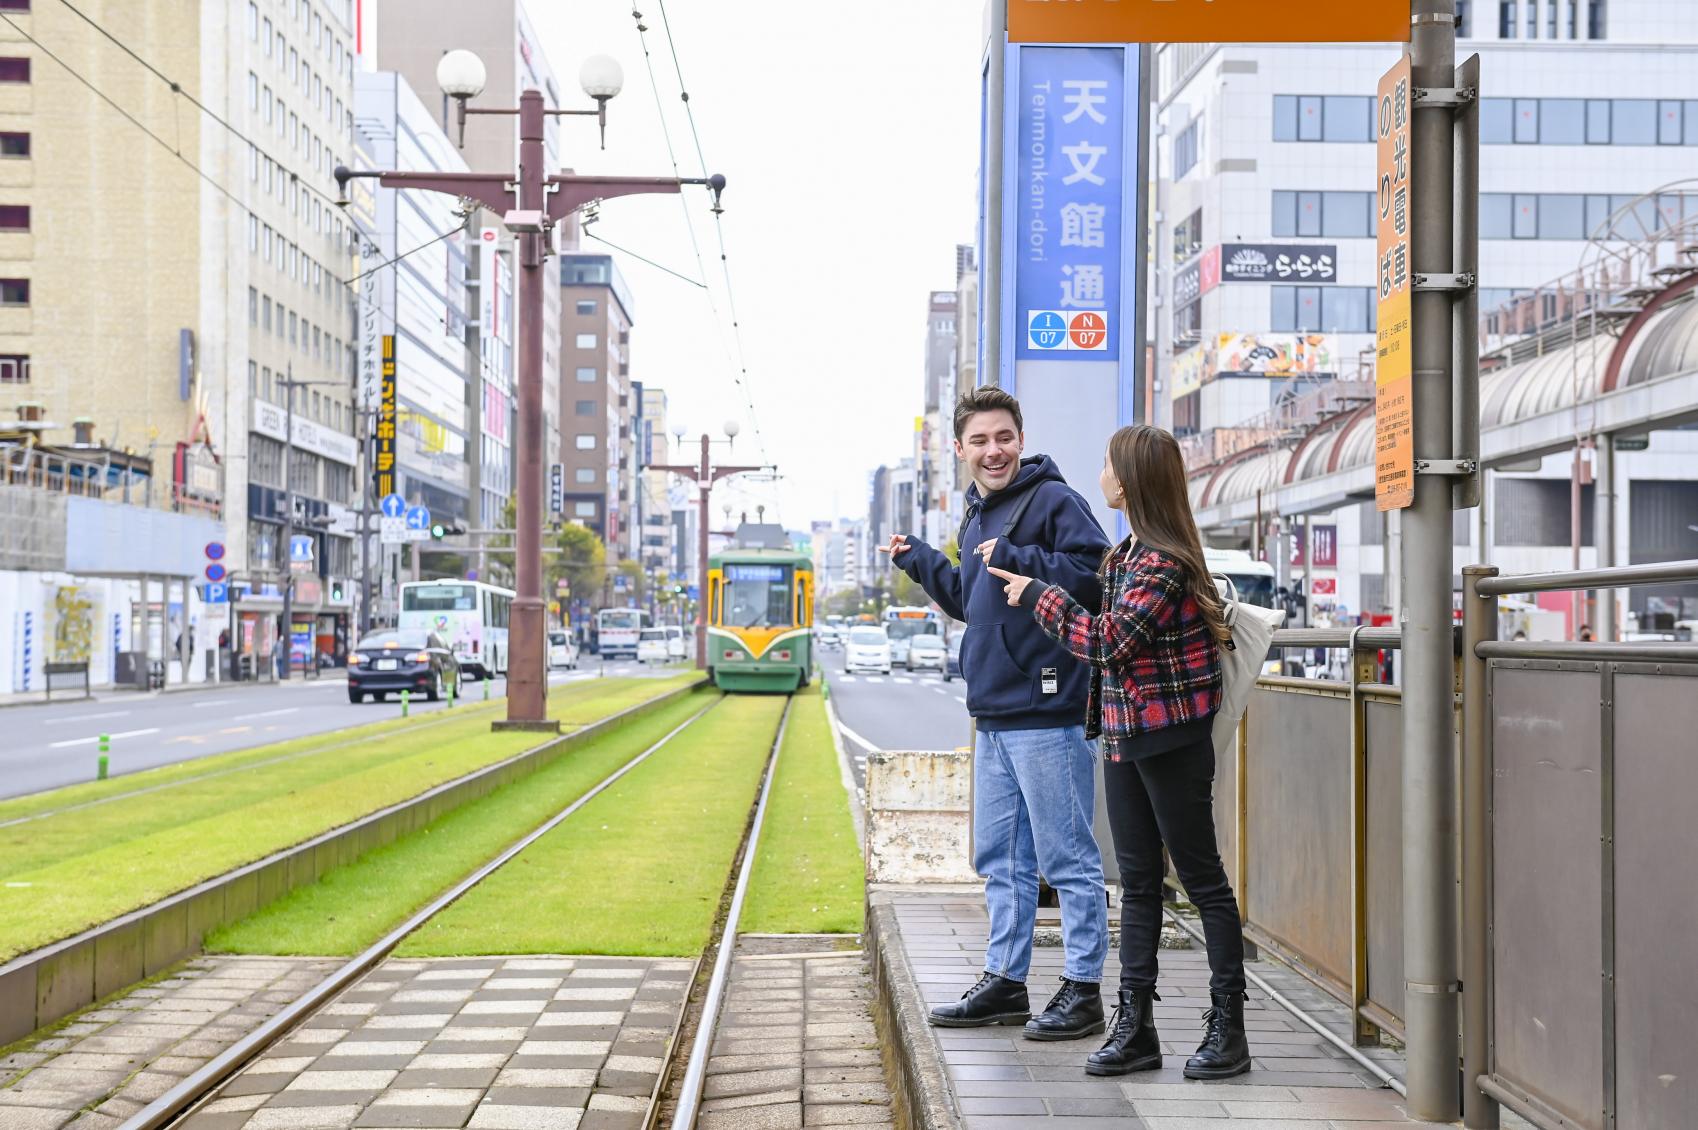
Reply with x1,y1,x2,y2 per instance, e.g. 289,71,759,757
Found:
398,580,513,680
882,605,943,667
1204,549,1277,609
596,607,653,659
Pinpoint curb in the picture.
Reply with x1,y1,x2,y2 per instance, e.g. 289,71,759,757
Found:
0,676,709,1046
866,898,963,1130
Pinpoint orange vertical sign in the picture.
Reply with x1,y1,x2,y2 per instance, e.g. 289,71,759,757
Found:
1007,0,1411,43
1374,56,1414,512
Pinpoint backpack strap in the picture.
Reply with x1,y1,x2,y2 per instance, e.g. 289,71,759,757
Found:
957,480,1042,553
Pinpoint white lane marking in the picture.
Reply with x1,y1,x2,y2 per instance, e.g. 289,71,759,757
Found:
865,676,885,684
43,710,130,726
838,675,857,683
191,699,238,709
50,727,160,748
234,707,299,721
953,695,967,704
836,722,880,754
894,676,912,684
932,687,948,695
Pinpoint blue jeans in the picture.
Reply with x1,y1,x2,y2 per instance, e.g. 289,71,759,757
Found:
974,726,1109,984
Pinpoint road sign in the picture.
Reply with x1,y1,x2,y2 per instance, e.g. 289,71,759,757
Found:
1027,311,1066,351
1007,0,1410,44
289,535,315,563
202,581,230,604
380,493,407,519
204,541,226,561
1374,55,1415,512
405,505,432,542
205,562,228,583
379,516,408,544
1068,312,1108,350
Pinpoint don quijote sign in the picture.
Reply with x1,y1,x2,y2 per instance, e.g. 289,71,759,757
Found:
1218,243,1337,284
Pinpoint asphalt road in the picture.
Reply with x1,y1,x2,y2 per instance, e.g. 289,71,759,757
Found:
819,645,972,792
1,659,672,801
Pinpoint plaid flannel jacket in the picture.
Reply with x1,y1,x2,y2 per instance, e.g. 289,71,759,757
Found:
1028,539,1222,751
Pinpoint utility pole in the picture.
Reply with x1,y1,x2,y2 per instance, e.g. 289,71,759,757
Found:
336,51,722,727
648,429,767,668
280,364,296,681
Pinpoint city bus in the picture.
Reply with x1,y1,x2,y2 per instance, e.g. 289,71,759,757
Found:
595,607,653,659
397,579,514,680
882,605,943,668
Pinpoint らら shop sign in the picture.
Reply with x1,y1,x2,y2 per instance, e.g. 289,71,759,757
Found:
1008,0,1410,43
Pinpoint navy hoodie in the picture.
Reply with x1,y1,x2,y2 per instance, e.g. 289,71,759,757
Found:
895,454,1110,731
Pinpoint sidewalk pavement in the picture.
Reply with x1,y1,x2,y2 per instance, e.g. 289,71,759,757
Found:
870,888,1525,1130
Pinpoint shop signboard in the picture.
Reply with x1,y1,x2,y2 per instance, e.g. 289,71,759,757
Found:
1217,243,1338,284
1215,332,1337,378
1374,56,1415,511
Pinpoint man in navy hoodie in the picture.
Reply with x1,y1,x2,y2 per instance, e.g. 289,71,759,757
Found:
881,387,1111,1041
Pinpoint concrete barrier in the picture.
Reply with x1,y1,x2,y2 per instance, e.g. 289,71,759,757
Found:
865,749,977,884
0,678,708,1045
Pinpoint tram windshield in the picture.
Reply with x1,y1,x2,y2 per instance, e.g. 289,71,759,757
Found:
722,563,794,628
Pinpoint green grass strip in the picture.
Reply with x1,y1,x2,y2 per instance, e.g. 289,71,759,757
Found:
0,675,698,962
397,694,787,958
207,693,714,956
741,685,865,934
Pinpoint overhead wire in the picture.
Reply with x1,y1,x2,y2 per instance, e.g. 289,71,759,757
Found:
19,4,463,294
632,6,772,473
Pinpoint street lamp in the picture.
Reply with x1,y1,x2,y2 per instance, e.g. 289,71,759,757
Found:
335,49,724,729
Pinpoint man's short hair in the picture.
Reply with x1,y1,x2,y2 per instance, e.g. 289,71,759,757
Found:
953,387,1023,440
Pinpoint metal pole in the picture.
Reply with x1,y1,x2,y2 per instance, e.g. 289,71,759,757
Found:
506,89,548,724
1402,1,1461,1120
1593,433,1616,641
1571,439,1585,635
280,366,295,681
695,434,710,669
982,0,1007,388
1461,565,1499,1129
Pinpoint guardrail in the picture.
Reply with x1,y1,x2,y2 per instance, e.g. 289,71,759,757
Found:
1462,559,1698,1130
1224,558,1698,1130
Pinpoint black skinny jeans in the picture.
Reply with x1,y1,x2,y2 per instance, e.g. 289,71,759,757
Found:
1103,737,1247,996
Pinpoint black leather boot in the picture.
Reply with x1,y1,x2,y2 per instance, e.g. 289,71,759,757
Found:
927,972,1030,1028
1085,987,1162,1076
1022,978,1105,1041
1184,990,1251,1079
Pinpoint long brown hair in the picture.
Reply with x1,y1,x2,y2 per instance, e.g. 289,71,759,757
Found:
1104,425,1231,644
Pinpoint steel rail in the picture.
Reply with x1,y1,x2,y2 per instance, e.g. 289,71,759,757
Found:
1159,905,1407,1097
667,697,794,1130
121,695,724,1130
1473,558,1698,597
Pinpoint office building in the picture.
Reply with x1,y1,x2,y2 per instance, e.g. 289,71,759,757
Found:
559,251,635,549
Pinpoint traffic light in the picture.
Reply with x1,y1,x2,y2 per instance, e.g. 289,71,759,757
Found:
330,580,346,602
429,521,465,541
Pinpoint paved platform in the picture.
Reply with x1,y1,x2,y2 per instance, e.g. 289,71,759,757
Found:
0,955,341,1130
181,955,690,1130
874,890,1485,1130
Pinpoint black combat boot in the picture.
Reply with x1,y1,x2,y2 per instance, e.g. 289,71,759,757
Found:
1022,978,1105,1041
928,971,1030,1028
1184,990,1251,1079
1085,987,1162,1076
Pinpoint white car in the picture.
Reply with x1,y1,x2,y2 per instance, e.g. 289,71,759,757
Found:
844,626,893,674
547,630,579,670
665,626,687,658
637,627,670,664
906,633,946,672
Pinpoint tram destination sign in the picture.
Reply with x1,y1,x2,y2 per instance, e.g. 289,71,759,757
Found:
1008,0,1411,44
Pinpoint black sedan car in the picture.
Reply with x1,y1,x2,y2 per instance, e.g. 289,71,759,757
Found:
346,629,460,704
944,632,962,682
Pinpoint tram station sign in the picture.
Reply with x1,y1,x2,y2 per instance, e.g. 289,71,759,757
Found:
1008,0,1411,44
1374,55,1415,511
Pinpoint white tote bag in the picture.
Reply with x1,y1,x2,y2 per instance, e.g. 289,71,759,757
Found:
1210,576,1287,757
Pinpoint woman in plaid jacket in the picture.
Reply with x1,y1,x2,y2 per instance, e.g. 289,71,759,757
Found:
987,424,1250,1081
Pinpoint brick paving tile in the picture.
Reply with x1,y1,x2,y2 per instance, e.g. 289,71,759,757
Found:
466,1104,585,1130
696,1103,803,1130
802,1106,902,1125
701,1088,805,1112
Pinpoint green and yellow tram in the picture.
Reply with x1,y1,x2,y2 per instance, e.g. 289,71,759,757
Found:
706,547,813,692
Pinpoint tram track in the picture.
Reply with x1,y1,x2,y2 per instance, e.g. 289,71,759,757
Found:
111,689,800,1130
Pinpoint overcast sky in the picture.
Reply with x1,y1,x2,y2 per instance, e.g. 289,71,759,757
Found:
529,0,984,530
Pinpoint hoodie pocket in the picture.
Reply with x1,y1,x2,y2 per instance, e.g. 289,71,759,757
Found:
961,623,1036,717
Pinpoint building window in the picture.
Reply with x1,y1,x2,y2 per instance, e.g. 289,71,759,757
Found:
575,468,596,484
1272,286,1375,333
574,399,595,415
1457,0,1473,36
1172,208,1202,263
1174,118,1201,177
575,299,597,314
0,57,28,83
249,360,258,398
0,205,28,231
1611,100,1656,145
575,434,596,450
249,286,258,323
1499,0,1517,37
575,333,597,348
1272,191,1372,239
1588,0,1606,38
1272,95,1372,143
1513,98,1538,143
0,278,27,306
1658,100,1684,145
1539,99,1584,144
574,501,597,517
0,132,26,157
0,354,28,383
